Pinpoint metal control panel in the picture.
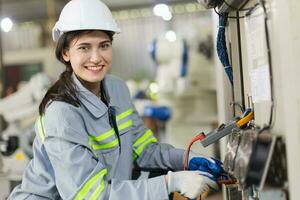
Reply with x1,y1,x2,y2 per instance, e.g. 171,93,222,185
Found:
223,128,288,199
218,0,249,13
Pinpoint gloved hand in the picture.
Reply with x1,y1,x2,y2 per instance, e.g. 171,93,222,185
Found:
188,152,224,180
166,171,218,199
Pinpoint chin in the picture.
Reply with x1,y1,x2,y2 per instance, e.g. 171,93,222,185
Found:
88,77,104,83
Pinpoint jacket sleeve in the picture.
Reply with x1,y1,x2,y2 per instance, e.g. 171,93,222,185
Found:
44,102,169,200
130,104,185,171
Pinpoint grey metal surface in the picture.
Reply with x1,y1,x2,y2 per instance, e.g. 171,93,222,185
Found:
201,121,238,147
0,174,10,200
260,189,287,200
218,0,249,13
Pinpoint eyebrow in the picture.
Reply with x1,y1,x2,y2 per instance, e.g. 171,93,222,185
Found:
77,40,111,46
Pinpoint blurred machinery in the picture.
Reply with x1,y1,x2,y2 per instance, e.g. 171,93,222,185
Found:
126,79,172,141
150,32,189,97
149,32,218,156
0,73,50,198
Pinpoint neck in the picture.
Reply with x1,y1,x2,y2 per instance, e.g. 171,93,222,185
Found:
77,77,101,97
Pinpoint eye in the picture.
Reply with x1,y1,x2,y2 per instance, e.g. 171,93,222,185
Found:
100,42,111,49
78,46,89,51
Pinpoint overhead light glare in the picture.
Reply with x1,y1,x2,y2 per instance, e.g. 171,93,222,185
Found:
165,30,177,42
153,4,170,17
1,17,13,32
162,12,172,21
149,82,159,93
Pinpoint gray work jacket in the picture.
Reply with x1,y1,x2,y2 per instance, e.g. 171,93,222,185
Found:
9,74,184,200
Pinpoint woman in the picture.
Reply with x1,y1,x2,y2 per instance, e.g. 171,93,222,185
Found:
9,0,222,199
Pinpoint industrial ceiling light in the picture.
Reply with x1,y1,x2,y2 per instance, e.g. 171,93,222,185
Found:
153,4,172,21
1,17,13,32
162,12,172,21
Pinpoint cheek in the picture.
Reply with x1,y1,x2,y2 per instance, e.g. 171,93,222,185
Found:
70,54,86,67
103,51,113,64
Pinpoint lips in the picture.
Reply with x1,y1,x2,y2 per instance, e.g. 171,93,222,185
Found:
85,65,104,72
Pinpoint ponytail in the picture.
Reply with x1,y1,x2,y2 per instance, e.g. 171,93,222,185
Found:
39,70,80,115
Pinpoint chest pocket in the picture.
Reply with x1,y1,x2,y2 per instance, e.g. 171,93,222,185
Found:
87,108,134,166
116,108,134,136
88,123,120,175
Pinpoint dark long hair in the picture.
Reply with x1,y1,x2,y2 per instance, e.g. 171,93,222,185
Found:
39,30,114,115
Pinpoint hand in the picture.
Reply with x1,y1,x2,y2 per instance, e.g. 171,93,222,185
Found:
188,153,224,180
166,171,218,199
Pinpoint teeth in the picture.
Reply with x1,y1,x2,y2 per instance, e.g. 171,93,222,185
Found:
86,66,103,70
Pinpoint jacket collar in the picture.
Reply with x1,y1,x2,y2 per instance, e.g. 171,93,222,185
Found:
72,73,109,118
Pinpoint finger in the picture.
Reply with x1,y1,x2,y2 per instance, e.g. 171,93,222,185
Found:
207,160,223,174
210,157,224,167
203,176,219,191
190,157,223,174
199,171,217,181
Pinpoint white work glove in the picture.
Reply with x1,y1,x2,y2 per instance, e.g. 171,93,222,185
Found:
166,171,218,199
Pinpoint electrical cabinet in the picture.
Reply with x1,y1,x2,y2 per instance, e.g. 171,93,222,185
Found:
213,0,300,199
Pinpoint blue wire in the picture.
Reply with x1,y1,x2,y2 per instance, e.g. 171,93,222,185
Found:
216,13,233,85
150,39,157,63
180,39,189,77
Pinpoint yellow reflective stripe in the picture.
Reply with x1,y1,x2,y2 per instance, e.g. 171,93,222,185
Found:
87,109,134,150
116,108,133,122
133,129,153,147
37,115,45,143
41,115,45,133
92,139,119,150
90,179,105,200
89,129,115,142
74,169,107,200
118,120,133,131
133,137,157,160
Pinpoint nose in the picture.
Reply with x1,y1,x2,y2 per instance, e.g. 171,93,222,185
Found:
89,49,102,64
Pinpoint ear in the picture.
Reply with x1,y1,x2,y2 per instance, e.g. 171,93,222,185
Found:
62,49,70,62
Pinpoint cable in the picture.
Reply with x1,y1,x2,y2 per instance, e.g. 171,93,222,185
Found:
214,7,245,19
223,0,260,12
230,102,245,115
236,112,254,127
213,2,259,19
215,8,254,86
259,0,275,130
216,13,234,85
183,132,238,185
231,133,241,171
183,133,205,170
215,0,274,130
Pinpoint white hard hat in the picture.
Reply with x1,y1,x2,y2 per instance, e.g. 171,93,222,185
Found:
52,0,120,42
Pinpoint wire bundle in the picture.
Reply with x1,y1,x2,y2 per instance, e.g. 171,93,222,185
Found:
216,13,233,85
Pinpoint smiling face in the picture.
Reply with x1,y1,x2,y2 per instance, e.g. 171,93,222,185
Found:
62,31,112,94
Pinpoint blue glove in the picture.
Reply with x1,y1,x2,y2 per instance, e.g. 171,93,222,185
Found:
189,156,224,181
